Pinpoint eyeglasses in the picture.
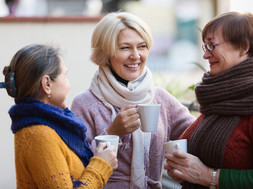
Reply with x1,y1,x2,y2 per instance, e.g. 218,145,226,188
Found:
202,41,227,52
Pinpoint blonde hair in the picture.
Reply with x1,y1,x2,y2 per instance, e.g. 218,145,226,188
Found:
90,12,153,67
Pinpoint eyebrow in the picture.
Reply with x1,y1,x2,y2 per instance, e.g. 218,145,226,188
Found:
118,41,146,45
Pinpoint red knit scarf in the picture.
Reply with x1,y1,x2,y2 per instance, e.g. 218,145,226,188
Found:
184,57,253,189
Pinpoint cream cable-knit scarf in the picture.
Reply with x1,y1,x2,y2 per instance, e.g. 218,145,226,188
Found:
90,66,155,188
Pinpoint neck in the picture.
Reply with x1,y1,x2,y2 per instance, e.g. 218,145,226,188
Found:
110,67,129,86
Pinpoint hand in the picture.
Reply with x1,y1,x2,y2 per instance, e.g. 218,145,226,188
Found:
106,105,140,137
164,151,213,186
164,163,184,183
94,142,118,170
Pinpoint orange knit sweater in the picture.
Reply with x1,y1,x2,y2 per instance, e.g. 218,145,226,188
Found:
14,125,112,189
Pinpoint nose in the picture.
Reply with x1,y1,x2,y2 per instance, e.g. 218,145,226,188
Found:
130,48,140,59
203,50,212,59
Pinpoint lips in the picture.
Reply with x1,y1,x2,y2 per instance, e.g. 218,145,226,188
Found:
209,62,218,67
125,63,140,68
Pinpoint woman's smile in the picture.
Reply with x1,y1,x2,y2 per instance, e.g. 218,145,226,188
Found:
110,28,149,81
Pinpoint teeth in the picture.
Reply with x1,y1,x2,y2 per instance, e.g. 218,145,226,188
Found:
127,64,138,68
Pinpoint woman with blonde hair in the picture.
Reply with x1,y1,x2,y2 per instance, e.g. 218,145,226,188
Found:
71,12,195,188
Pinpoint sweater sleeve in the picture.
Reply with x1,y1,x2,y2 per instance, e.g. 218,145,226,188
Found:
154,87,196,140
81,156,113,188
71,90,113,152
15,125,112,189
219,169,253,189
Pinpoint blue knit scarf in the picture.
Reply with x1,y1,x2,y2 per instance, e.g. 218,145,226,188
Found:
9,97,93,168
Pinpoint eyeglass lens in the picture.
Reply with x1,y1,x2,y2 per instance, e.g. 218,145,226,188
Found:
203,43,214,52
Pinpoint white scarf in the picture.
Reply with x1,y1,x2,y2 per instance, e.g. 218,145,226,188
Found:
90,66,155,188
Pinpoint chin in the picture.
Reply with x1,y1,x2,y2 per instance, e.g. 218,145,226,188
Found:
128,73,142,81
59,104,67,110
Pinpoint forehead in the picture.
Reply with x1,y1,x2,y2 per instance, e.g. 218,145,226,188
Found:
58,57,67,71
204,29,224,42
117,28,144,42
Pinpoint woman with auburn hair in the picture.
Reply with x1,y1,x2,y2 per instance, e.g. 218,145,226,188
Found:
165,11,253,189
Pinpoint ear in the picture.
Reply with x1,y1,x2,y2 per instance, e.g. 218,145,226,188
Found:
240,43,250,57
41,75,52,96
240,48,248,56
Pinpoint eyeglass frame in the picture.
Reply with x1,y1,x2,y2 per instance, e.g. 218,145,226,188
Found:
202,41,227,52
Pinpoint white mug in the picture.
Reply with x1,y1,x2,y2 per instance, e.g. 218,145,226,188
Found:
137,104,160,132
164,139,187,155
95,135,119,155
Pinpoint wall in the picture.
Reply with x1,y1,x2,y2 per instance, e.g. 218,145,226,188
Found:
0,17,99,188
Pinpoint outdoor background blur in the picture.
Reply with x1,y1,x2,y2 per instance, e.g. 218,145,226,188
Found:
0,0,252,188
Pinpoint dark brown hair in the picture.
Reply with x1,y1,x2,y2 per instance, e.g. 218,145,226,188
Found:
202,12,253,57
2,44,61,99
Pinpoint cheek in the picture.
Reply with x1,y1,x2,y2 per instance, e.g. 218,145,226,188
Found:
66,81,71,92
141,51,149,61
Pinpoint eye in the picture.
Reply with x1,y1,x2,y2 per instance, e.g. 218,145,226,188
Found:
139,45,147,48
138,43,147,49
119,46,130,50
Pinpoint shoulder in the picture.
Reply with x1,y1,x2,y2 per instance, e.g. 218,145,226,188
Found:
72,89,95,106
71,89,111,121
71,89,101,112
154,86,183,106
237,115,253,138
15,125,63,149
72,89,105,108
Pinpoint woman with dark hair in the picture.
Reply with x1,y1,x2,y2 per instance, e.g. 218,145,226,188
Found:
164,11,253,189
0,44,118,188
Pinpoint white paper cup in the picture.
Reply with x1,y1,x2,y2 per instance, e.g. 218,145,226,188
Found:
95,135,119,155
137,104,160,132
164,139,187,155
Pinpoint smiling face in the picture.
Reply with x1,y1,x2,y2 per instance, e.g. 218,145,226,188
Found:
110,28,149,81
203,30,249,76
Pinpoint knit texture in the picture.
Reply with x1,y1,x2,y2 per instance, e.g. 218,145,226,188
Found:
71,87,196,189
14,125,112,188
9,97,93,167
182,57,253,189
220,169,253,189
90,65,155,188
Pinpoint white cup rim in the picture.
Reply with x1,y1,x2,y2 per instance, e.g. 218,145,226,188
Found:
95,135,119,140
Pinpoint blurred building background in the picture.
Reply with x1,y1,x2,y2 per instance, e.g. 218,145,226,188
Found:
0,0,252,188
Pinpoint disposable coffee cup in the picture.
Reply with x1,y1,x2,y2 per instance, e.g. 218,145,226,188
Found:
164,139,187,155
95,135,119,154
137,104,160,132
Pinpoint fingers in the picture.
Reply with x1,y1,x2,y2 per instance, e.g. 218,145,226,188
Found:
96,142,107,152
106,145,116,153
108,105,140,136
103,146,118,170
165,151,189,167
173,150,188,158
120,105,139,118
120,104,137,112
95,144,118,169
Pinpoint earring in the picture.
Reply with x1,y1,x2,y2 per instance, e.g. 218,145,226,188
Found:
48,94,50,98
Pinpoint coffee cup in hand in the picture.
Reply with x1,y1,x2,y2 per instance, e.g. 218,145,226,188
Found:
164,139,187,155
95,135,119,155
137,104,160,132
